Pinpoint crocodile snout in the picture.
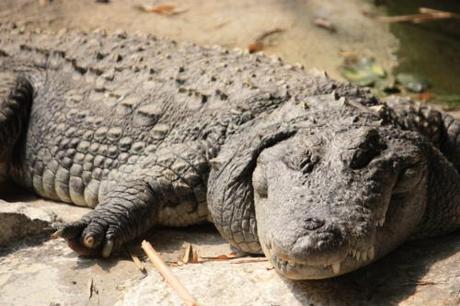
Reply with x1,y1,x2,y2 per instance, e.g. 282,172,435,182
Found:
262,220,355,279
269,221,347,265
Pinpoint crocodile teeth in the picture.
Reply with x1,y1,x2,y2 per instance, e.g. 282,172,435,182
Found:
349,249,355,257
332,262,341,275
376,217,385,227
368,247,375,260
349,247,374,261
352,250,358,259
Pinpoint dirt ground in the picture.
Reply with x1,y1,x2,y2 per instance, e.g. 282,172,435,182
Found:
0,0,399,81
0,0,459,305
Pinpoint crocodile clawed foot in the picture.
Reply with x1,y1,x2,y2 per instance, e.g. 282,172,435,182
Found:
52,209,126,258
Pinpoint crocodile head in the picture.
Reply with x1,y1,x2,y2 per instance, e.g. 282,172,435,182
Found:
252,125,428,279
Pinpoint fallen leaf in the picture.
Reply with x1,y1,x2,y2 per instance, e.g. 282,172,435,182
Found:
248,42,264,53
417,92,433,102
313,17,336,33
136,3,186,16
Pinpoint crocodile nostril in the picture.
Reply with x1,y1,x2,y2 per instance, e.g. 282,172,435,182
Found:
304,218,325,230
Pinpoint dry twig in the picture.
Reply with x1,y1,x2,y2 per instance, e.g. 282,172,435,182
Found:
229,257,268,264
88,278,98,299
129,251,147,274
248,28,285,53
141,240,198,306
378,7,459,24
88,278,94,299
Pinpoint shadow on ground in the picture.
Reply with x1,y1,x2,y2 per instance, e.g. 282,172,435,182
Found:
285,233,460,305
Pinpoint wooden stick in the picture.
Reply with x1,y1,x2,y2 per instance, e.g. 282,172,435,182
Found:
141,240,198,306
418,7,458,18
182,243,192,264
129,251,147,274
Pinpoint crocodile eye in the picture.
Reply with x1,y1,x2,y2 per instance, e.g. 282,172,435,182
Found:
284,151,319,174
349,130,387,169
350,148,380,169
393,161,425,194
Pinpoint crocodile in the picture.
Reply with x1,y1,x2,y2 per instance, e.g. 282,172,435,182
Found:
0,23,459,279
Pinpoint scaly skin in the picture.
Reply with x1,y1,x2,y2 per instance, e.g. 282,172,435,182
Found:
0,23,458,279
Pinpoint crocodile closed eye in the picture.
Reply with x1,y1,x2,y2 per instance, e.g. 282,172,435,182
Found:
284,152,319,174
393,161,426,194
349,131,387,170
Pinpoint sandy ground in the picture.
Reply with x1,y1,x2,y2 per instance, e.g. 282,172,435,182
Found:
0,0,399,81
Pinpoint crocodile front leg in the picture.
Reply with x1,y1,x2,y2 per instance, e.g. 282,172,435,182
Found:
56,177,156,257
54,142,210,257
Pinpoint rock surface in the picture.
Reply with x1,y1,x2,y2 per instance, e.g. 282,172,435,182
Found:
118,237,460,306
1,191,459,305
0,182,90,246
0,200,56,246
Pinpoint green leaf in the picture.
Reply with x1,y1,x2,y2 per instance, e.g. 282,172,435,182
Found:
340,57,387,87
396,73,430,93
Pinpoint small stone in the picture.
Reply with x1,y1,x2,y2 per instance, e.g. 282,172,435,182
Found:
0,201,56,246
